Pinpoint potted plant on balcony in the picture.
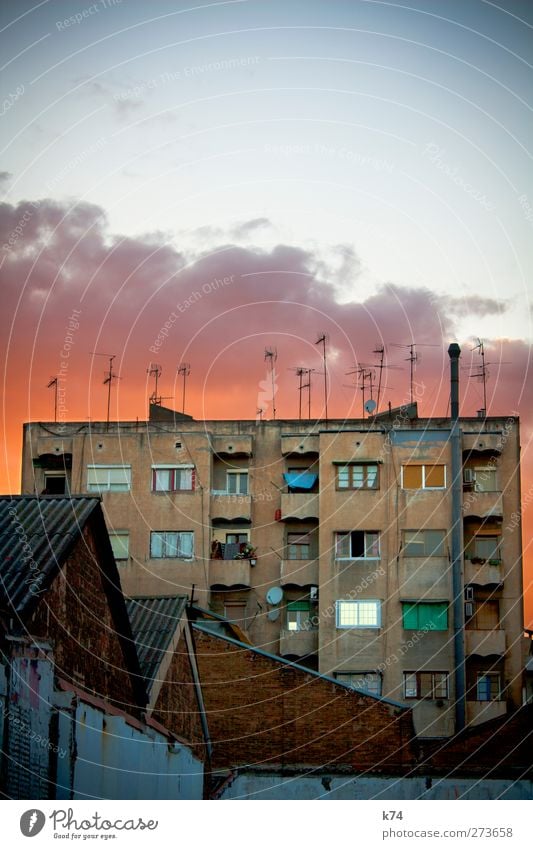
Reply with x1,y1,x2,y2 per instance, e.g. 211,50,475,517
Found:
235,544,257,561
470,556,485,565
489,558,501,566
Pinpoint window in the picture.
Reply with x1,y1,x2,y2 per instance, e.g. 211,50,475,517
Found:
336,463,379,490
109,531,129,561
335,671,382,696
286,601,312,631
403,530,446,557
44,472,67,494
226,471,248,495
403,672,448,699
226,533,248,545
87,465,131,492
151,465,194,492
336,600,381,628
466,599,500,630
150,531,194,559
468,535,501,561
473,467,498,492
287,531,312,560
224,601,247,625
402,601,448,631
401,464,446,489
335,531,380,559
476,673,501,701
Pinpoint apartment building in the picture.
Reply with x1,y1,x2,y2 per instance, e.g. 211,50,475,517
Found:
21,397,524,738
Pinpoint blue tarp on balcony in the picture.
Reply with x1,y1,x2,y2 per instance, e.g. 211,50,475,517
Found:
283,473,318,492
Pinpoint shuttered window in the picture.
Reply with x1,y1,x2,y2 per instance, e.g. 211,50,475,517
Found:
402,602,448,631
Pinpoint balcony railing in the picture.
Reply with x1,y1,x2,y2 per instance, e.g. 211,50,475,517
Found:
280,492,319,521
466,699,506,725
462,490,503,520
209,558,251,589
280,558,319,587
279,628,318,657
281,435,319,456
465,628,506,656
465,558,503,586
210,492,252,521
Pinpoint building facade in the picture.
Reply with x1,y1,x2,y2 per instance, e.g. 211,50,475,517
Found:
21,404,524,738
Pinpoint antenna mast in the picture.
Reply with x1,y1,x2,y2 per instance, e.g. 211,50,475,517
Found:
264,347,278,420
90,352,120,430
147,363,162,406
315,332,329,426
178,362,191,414
471,339,487,415
47,377,58,422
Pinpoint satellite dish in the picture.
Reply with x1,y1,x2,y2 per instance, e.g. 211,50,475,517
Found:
364,399,377,414
266,586,283,605
267,609,280,621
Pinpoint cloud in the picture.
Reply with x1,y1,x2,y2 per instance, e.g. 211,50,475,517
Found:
444,295,509,317
230,218,271,239
0,172,11,193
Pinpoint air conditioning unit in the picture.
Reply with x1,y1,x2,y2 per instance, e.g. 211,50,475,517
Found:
465,586,474,601
463,469,476,484
465,601,474,618
310,585,319,600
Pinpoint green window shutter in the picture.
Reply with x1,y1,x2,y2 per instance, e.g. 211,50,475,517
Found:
287,601,310,611
419,602,448,630
402,603,419,629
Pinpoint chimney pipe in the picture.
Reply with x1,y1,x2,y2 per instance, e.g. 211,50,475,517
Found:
448,342,466,731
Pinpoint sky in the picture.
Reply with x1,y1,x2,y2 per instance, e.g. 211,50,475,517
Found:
0,0,531,622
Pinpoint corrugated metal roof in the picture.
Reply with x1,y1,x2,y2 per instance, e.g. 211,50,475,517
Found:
0,495,99,615
126,596,188,690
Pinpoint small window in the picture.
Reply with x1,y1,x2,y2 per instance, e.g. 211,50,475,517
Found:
286,601,312,631
287,531,312,560
473,467,498,492
109,531,129,561
150,531,194,559
152,466,194,492
401,464,445,490
336,600,381,629
335,671,382,696
476,673,501,701
224,601,247,625
403,530,446,557
403,672,448,699
226,471,248,495
402,601,448,631
44,473,67,494
468,535,501,561
87,465,131,492
335,531,380,559
226,533,249,545
336,463,379,490
466,599,500,630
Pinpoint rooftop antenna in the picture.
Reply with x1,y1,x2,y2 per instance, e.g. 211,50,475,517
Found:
147,363,162,405
315,332,329,426
288,367,310,420
90,352,120,430
264,347,278,420
390,341,438,404
177,362,191,414
256,407,264,422
345,365,374,417
46,377,58,422
464,339,511,417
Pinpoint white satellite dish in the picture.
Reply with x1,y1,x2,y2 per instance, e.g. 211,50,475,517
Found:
364,399,377,414
266,586,283,605
267,609,280,621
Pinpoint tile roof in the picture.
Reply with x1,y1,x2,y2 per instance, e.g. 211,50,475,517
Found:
0,495,99,614
126,596,188,690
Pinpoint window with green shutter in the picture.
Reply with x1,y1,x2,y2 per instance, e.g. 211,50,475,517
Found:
402,601,448,631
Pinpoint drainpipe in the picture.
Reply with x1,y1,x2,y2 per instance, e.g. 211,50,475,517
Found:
448,343,466,731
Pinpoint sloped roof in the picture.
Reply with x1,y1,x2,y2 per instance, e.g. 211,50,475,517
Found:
0,495,99,614
126,596,188,690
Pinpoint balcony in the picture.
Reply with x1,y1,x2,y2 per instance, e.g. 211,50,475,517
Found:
281,435,319,456
209,558,251,589
466,700,507,725
465,628,506,657
462,433,503,455
211,435,252,457
465,559,503,586
280,559,319,587
279,628,318,657
210,493,252,521
463,490,503,520
280,492,319,521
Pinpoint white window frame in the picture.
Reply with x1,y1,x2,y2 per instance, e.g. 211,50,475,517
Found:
336,463,379,490
150,531,194,560
335,531,380,560
151,464,194,492
226,470,248,495
335,671,382,696
109,531,130,561
335,600,381,629
87,464,131,492
401,464,446,490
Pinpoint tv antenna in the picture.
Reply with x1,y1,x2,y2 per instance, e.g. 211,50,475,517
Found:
178,362,191,413
315,332,329,426
264,347,278,420
256,407,264,422
371,344,403,412
390,341,438,404
463,339,511,417
147,363,162,405
288,367,308,420
46,377,58,422
346,366,375,417
90,352,120,430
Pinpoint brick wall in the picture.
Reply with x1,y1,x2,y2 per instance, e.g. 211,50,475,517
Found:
28,522,137,713
194,628,416,772
152,630,207,761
